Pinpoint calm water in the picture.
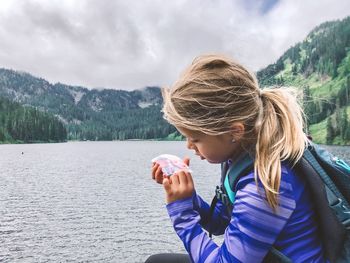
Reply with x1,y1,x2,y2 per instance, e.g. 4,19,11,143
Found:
0,142,349,263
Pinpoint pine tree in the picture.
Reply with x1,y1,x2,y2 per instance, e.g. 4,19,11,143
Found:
342,108,350,140
326,117,334,144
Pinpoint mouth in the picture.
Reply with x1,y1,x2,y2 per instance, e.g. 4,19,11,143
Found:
195,153,205,160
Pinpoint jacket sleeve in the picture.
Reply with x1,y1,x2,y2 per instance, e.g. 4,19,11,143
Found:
192,193,231,235
166,173,296,263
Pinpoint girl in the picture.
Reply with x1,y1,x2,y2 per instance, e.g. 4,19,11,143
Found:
146,55,326,263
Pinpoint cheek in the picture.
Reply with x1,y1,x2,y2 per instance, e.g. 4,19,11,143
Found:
196,145,206,154
200,148,219,161
204,145,231,163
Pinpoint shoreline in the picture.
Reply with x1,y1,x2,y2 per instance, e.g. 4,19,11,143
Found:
1,139,349,146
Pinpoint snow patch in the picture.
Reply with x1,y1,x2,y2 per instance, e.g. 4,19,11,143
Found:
89,97,103,112
68,89,86,104
55,115,68,125
71,118,82,125
138,101,154,108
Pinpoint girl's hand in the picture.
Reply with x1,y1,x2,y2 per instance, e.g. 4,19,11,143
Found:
163,170,194,204
151,157,190,185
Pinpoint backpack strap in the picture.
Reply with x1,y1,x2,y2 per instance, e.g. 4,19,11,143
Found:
226,153,254,193
210,154,254,224
208,162,231,238
208,195,218,239
263,247,292,263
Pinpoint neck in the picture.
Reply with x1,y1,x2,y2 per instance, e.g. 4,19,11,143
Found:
229,144,247,164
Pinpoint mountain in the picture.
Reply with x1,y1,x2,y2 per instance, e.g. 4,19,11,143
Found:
257,16,350,145
0,69,175,141
1,16,349,144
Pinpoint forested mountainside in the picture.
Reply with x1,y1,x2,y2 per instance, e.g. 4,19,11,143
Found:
0,69,175,141
257,16,350,144
0,96,66,143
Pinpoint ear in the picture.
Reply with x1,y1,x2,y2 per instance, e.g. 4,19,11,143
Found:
230,122,245,141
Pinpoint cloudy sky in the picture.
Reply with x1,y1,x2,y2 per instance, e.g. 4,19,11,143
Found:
0,0,349,90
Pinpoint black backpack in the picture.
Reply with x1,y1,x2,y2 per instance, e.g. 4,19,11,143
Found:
208,142,350,263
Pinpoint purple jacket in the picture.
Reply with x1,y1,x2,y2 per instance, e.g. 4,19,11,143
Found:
166,164,327,262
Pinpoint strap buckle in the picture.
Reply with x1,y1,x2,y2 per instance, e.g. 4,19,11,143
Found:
215,185,231,207
332,198,350,229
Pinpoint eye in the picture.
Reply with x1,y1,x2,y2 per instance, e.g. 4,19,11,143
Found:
191,139,199,143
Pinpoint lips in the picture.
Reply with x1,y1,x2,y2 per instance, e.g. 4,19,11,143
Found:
195,153,205,160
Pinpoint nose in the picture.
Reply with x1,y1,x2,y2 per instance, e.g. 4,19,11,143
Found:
186,139,194,150
186,139,198,152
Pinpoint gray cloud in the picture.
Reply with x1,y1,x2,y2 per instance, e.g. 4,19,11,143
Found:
0,0,349,90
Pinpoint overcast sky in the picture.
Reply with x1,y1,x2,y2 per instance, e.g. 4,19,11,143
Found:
0,0,349,90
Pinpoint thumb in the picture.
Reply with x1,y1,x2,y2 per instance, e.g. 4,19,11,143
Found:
183,157,190,166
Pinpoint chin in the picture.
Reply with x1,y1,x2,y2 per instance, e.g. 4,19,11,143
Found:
206,157,227,164
206,159,220,164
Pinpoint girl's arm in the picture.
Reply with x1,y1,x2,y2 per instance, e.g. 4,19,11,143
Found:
152,159,230,234
166,172,296,263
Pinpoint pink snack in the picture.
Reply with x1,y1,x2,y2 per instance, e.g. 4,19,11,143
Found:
152,154,192,176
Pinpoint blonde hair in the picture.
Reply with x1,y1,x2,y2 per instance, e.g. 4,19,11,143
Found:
162,54,308,209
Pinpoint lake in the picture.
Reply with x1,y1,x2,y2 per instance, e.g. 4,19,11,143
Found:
0,141,349,262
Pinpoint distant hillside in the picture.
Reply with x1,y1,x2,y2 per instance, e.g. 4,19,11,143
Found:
0,69,175,141
257,16,350,145
0,96,66,143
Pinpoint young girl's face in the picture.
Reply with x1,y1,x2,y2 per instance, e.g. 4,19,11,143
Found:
177,127,241,164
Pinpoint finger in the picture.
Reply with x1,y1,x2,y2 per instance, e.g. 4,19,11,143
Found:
155,165,161,174
172,173,180,185
177,171,188,185
151,163,159,179
163,177,171,192
155,166,163,183
165,175,172,184
152,164,161,181
183,157,190,166
186,172,194,189
152,162,159,172
152,162,158,169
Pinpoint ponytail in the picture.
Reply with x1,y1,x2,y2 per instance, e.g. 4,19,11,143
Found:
255,87,308,209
